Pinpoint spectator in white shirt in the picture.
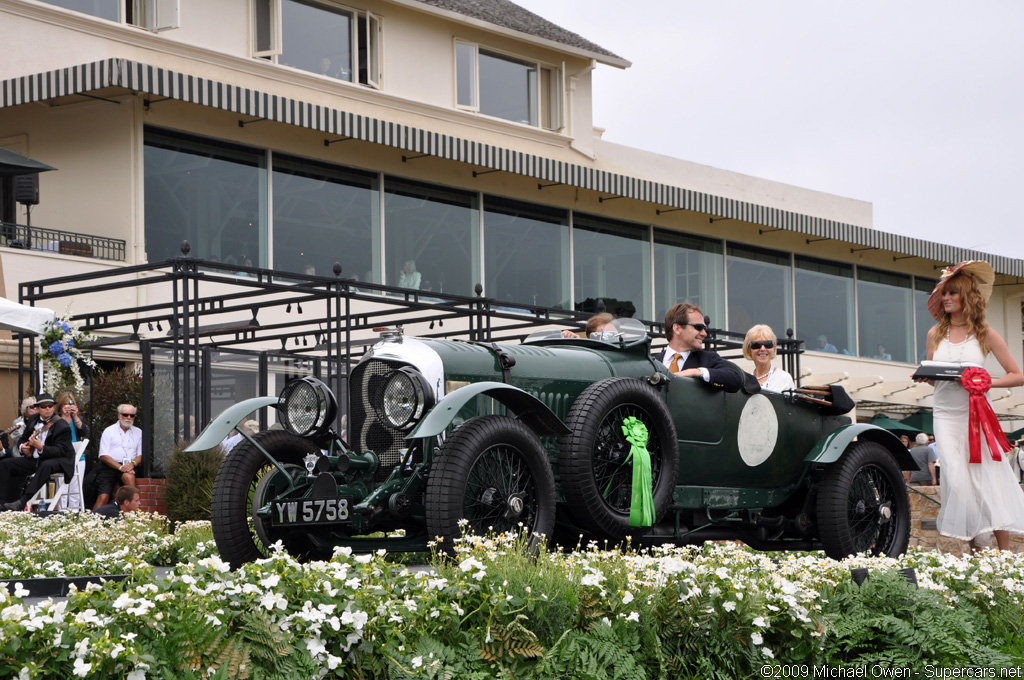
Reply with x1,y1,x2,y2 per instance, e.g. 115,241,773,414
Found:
92,404,142,509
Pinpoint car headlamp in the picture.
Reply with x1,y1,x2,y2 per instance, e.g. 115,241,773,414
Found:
380,367,434,431
279,376,338,438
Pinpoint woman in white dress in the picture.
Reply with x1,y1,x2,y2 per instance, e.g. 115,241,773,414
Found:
919,261,1024,552
743,324,795,392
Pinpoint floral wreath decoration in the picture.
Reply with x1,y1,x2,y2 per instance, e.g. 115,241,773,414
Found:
38,308,96,393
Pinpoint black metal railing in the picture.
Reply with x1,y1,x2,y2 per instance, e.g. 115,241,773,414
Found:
0,222,126,261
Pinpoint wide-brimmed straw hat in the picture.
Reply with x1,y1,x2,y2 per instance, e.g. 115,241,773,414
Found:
927,260,995,321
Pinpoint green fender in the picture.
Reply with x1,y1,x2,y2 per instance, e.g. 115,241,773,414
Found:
408,381,571,439
803,423,917,470
185,396,279,452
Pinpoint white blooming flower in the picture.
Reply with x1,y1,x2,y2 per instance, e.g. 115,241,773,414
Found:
127,669,147,680
723,601,736,612
354,554,373,564
751,632,763,645
412,656,423,668
341,609,368,630
72,658,92,677
260,574,281,588
752,616,768,627
622,591,634,605
625,611,640,622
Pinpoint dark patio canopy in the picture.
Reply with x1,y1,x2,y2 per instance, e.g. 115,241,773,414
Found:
0,147,56,176
867,413,921,435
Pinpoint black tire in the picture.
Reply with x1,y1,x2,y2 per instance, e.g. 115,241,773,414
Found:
211,429,325,567
425,415,556,550
816,441,910,559
559,377,679,538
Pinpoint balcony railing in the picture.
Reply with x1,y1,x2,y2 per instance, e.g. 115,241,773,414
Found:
0,222,126,262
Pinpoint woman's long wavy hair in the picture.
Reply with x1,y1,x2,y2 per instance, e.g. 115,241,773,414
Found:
933,272,989,355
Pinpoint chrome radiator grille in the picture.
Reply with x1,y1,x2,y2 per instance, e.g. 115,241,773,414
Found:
351,358,409,482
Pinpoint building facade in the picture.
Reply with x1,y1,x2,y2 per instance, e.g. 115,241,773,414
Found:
1,0,1023,439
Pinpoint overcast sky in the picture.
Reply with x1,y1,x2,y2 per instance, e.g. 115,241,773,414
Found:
513,0,1024,262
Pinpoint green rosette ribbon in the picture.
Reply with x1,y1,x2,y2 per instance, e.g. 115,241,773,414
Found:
617,416,655,527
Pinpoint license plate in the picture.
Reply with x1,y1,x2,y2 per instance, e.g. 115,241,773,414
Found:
271,497,352,526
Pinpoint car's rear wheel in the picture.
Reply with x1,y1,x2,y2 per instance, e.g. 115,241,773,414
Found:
211,430,327,567
816,441,910,559
559,377,678,538
425,415,556,551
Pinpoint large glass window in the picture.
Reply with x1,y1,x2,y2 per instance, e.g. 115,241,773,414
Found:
914,277,937,363
383,178,478,296
726,244,792,336
795,256,855,355
255,0,380,87
573,214,651,319
653,229,724,326
144,128,266,267
857,267,913,363
484,196,569,308
272,155,379,281
456,42,561,130
39,0,178,28
39,0,120,21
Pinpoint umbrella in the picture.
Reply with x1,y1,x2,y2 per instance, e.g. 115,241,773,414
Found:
0,147,56,176
867,413,921,435
0,297,55,335
1006,426,1024,443
900,409,933,434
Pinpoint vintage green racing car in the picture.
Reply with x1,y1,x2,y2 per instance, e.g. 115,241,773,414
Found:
188,318,915,566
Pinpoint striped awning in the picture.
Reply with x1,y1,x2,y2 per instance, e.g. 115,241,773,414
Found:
3,58,1023,277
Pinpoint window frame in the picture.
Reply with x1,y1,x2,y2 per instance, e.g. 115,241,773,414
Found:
253,0,381,88
454,39,564,131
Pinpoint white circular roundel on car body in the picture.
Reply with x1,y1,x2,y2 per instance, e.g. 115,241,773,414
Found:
736,394,779,467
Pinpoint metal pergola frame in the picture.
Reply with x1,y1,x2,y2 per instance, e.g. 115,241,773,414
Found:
16,247,804,475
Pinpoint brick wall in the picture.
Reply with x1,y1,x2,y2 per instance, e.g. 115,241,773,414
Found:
907,484,1024,554
136,478,167,515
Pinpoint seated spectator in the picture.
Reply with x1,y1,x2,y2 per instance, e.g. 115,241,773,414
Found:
398,260,422,290
562,313,614,339
815,335,838,353
92,404,142,509
1,396,35,460
221,428,243,452
241,419,259,437
1,393,75,511
93,485,142,518
872,344,892,361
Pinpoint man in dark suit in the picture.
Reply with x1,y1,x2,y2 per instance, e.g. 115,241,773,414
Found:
657,303,742,392
0,393,75,511
93,485,142,518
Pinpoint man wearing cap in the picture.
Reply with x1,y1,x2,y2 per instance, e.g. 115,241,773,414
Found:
0,393,75,511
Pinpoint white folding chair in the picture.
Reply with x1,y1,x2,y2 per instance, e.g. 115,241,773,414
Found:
26,439,88,512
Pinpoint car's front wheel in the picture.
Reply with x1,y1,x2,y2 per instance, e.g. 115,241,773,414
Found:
425,415,556,551
211,430,327,567
816,441,910,559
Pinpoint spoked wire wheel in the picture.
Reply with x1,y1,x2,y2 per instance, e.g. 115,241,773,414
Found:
817,441,910,559
560,378,678,538
426,415,556,550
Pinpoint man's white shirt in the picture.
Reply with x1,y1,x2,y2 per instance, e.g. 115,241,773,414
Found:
660,349,710,382
99,422,142,464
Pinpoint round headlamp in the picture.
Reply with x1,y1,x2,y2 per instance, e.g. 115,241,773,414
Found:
380,367,434,431
279,376,338,438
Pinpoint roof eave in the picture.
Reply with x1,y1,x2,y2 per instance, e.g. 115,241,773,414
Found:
383,0,631,69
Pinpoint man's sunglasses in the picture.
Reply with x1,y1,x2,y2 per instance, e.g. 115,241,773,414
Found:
749,340,775,350
680,322,708,333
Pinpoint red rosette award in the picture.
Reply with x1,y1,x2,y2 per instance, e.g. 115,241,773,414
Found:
960,366,1012,464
